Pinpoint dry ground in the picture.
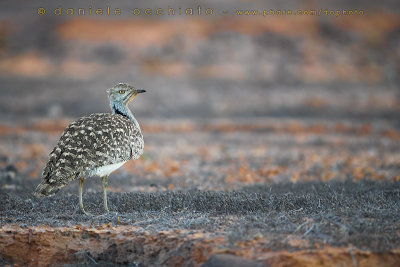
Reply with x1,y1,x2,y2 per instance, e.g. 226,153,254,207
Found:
1,118,400,266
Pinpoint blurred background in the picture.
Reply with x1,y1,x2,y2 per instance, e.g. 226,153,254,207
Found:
0,0,399,190
0,0,398,123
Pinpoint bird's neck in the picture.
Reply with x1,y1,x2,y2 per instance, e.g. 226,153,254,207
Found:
110,102,141,132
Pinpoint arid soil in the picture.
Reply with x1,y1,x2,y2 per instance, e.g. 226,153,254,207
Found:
1,118,400,266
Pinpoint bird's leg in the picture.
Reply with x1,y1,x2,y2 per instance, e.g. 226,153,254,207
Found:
102,175,109,213
79,177,89,215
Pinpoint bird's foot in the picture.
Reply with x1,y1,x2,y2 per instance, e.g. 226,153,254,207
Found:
82,211,90,216
80,206,91,216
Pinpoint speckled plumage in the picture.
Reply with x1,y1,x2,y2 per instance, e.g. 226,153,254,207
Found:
34,83,145,204
35,113,143,196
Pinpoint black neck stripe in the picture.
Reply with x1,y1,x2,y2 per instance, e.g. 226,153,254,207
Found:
113,106,128,118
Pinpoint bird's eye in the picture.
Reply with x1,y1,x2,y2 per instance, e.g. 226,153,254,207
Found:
119,90,125,94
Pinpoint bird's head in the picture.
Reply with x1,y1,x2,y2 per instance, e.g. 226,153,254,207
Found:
107,83,146,106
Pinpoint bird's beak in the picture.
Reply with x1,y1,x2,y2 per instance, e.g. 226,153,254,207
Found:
128,89,146,103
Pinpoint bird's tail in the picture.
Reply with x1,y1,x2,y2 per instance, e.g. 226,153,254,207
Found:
34,166,77,197
33,176,74,197
33,181,60,197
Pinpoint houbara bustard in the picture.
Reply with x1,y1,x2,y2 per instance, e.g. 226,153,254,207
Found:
34,83,145,215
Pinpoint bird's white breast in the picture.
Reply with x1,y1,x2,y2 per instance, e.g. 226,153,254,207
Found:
93,161,127,177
